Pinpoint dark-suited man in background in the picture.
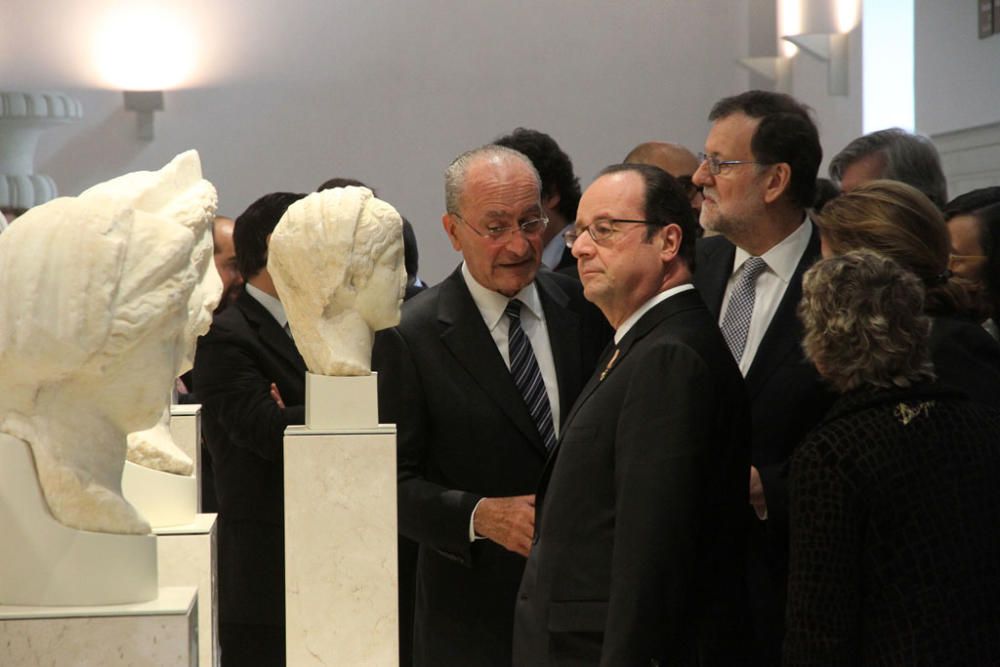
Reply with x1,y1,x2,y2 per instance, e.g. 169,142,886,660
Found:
193,192,308,667
494,128,582,272
372,144,609,667
514,163,751,666
691,90,836,666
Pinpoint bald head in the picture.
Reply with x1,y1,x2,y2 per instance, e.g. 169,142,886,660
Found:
624,141,704,220
624,142,700,178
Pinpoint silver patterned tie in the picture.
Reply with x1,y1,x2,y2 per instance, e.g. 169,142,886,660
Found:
720,256,768,363
505,300,556,451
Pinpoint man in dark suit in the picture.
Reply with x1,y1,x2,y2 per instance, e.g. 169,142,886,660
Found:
513,163,751,666
193,192,308,667
372,144,609,667
690,90,836,666
494,128,582,272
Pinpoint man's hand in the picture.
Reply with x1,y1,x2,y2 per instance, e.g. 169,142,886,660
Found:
473,495,536,557
270,382,286,409
749,466,767,520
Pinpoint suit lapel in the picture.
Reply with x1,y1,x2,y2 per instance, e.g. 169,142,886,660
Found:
555,290,703,453
436,269,548,457
537,290,702,504
238,291,307,375
536,272,582,431
744,223,821,397
694,237,736,317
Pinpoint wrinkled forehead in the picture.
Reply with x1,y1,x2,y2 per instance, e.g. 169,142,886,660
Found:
460,161,542,218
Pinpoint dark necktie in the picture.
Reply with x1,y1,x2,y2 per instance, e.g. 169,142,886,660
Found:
505,299,556,451
720,256,767,363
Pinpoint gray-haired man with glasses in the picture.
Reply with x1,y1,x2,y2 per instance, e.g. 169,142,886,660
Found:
691,90,836,667
372,144,610,667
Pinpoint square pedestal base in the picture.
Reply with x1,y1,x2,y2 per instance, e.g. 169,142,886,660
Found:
0,586,198,666
284,425,399,666
157,513,218,667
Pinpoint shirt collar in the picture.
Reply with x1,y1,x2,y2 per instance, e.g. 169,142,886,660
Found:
614,283,695,344
245,282,288,328
732,217,812,284
461,262,543,331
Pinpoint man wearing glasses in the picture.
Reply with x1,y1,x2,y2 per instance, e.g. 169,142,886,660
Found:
372,144,609,667
691,90,836,666
513,163,750,666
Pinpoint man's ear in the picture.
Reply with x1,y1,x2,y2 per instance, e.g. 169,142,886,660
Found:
658,224,682,262
442,213,462,251
762,163,792,205
543,191,561,215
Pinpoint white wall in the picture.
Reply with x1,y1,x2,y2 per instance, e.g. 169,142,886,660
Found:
915,0,1000,136
1,0,751,284
744,0,864,179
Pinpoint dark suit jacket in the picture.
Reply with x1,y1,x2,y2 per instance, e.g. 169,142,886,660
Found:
785,383,1000,665
693,226,836,664
192,289,306,628
928,315,1000,409
372,266,609,667
513,288,752,667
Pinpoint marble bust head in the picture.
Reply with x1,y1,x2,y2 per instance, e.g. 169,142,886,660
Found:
0,158,213,534
268,186,406,376
83,151,220,476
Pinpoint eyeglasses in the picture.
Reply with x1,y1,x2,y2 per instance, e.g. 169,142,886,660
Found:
675,175,703,199
564,219,663,248
453,213,548,242
697,152,771,176
948,253,987,271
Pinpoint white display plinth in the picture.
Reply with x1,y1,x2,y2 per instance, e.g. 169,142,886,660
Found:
285,373,398,666
0,435,157,607
305,371,379,429
169,404,202,508
157,513,218,667
122,461,197,529
0,585,198,666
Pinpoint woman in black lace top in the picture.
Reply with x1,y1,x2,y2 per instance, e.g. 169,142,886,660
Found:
784,250,1000,666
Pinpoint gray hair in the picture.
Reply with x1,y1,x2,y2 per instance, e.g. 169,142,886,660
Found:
829,128,948,209
799,249,935,393
444,144,540,215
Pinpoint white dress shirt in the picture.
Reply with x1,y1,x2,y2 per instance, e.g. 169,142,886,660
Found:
246,283,290,333
461,263,561,434
541,231,569,270
718,220,812,376
462,263,561,541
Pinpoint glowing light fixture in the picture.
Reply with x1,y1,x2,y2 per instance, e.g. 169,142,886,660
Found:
778,0,803,57
93,5,196,140
836,0,861,33
782,32,849,95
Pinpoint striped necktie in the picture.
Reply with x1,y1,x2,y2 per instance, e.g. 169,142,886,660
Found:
505,300,556,451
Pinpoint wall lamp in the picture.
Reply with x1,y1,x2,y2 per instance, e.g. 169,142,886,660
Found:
123,90,164,141
781,33,849,96
737,56,792,94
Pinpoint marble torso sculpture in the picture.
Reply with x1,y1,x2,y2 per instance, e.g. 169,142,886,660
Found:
268,186,406,376
80,151,221,476
0,153,217,534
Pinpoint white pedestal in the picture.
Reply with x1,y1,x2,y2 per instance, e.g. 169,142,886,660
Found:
169,404,202,507
305,371,379,429
0,585,198,666
157,513,218,667
122,461,198,529
285,373,399,666
0,435,157,607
